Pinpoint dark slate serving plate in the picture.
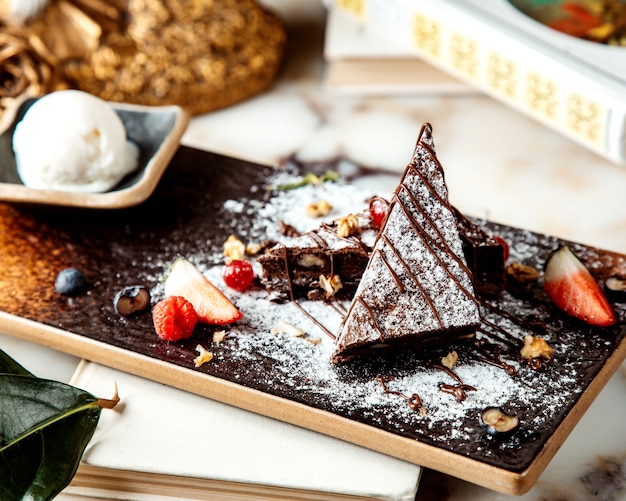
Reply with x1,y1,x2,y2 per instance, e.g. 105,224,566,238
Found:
0,146,624,495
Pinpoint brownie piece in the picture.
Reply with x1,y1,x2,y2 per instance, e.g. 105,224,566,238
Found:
257,215,375,302
332,124,481,364
453,208,507,298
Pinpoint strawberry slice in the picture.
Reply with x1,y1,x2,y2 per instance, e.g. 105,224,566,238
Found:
164,259,242,324
544,245,616,327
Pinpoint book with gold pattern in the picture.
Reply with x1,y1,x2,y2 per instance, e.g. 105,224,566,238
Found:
329,0,626,164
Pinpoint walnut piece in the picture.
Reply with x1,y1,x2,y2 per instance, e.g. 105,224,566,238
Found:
245,242,262,256
194,344,214,367
271,320,306,337
223,234,245,262
506,262,540,284
213,330,227,344
298,254,324,268
520,335,553,360
319,274,343,297
336,214,359,238
306,200,332,218
441,350,458,369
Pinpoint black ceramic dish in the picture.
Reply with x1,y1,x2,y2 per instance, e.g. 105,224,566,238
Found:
0,96,188,208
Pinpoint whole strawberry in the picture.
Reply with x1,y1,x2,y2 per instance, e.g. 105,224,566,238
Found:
152,296,198,341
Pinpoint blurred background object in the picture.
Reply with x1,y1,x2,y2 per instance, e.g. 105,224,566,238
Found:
0,0,287,116
511,0,626,45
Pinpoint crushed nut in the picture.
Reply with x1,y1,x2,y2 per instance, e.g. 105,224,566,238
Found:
223,234,245,262
336,214,359,238
520,335,553,360
245,242,262,256
271,320,306,337
306,200,333,218
213,330,227,344
194,345,214,367
506,262,540,284
270,321,321,346
319,274,343,297
298,253,325,268
441,350,458,369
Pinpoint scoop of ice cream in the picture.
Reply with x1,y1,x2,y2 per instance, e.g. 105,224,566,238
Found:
12,90,139,193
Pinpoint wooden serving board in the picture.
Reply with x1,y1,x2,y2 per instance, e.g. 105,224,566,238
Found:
1,146,625,495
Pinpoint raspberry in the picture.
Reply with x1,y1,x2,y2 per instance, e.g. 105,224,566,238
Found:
369,197,390,229
152,296,198,341
223,260,254,292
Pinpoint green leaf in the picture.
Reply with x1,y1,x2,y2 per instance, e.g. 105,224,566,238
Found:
0,374,102,501
0,350,34,376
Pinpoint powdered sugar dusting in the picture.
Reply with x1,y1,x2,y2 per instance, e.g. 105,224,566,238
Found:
229,171,380,246
151,169,625,472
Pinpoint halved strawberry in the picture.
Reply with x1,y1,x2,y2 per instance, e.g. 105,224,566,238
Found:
164,259,242,324
543,245,616,327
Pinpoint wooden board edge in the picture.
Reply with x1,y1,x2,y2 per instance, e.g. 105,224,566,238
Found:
511,330,626,492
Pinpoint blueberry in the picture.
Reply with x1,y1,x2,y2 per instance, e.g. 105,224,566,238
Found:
114,286,151,316
604,276,626,302
479,407,519,437
55,268,88,295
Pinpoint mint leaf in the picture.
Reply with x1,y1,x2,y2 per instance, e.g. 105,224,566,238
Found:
0,351,109,501
276,170,340,191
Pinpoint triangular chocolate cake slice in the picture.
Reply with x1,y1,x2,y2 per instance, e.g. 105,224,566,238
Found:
331,123,480,364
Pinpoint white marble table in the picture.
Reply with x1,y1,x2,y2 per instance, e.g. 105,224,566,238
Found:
3,1,625,499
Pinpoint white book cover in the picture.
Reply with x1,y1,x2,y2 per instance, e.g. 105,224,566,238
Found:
63,361,421,501
323,7,471,95
329,0,626,163
324,6,416,60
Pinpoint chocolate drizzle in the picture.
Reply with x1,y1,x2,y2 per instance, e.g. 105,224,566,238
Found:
399,169,476,290
427,363,477,402
376,375,426,416
376,238,406,294
472,335,518,376
276,241,337,341
357,297,385,343
395,194,478,307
